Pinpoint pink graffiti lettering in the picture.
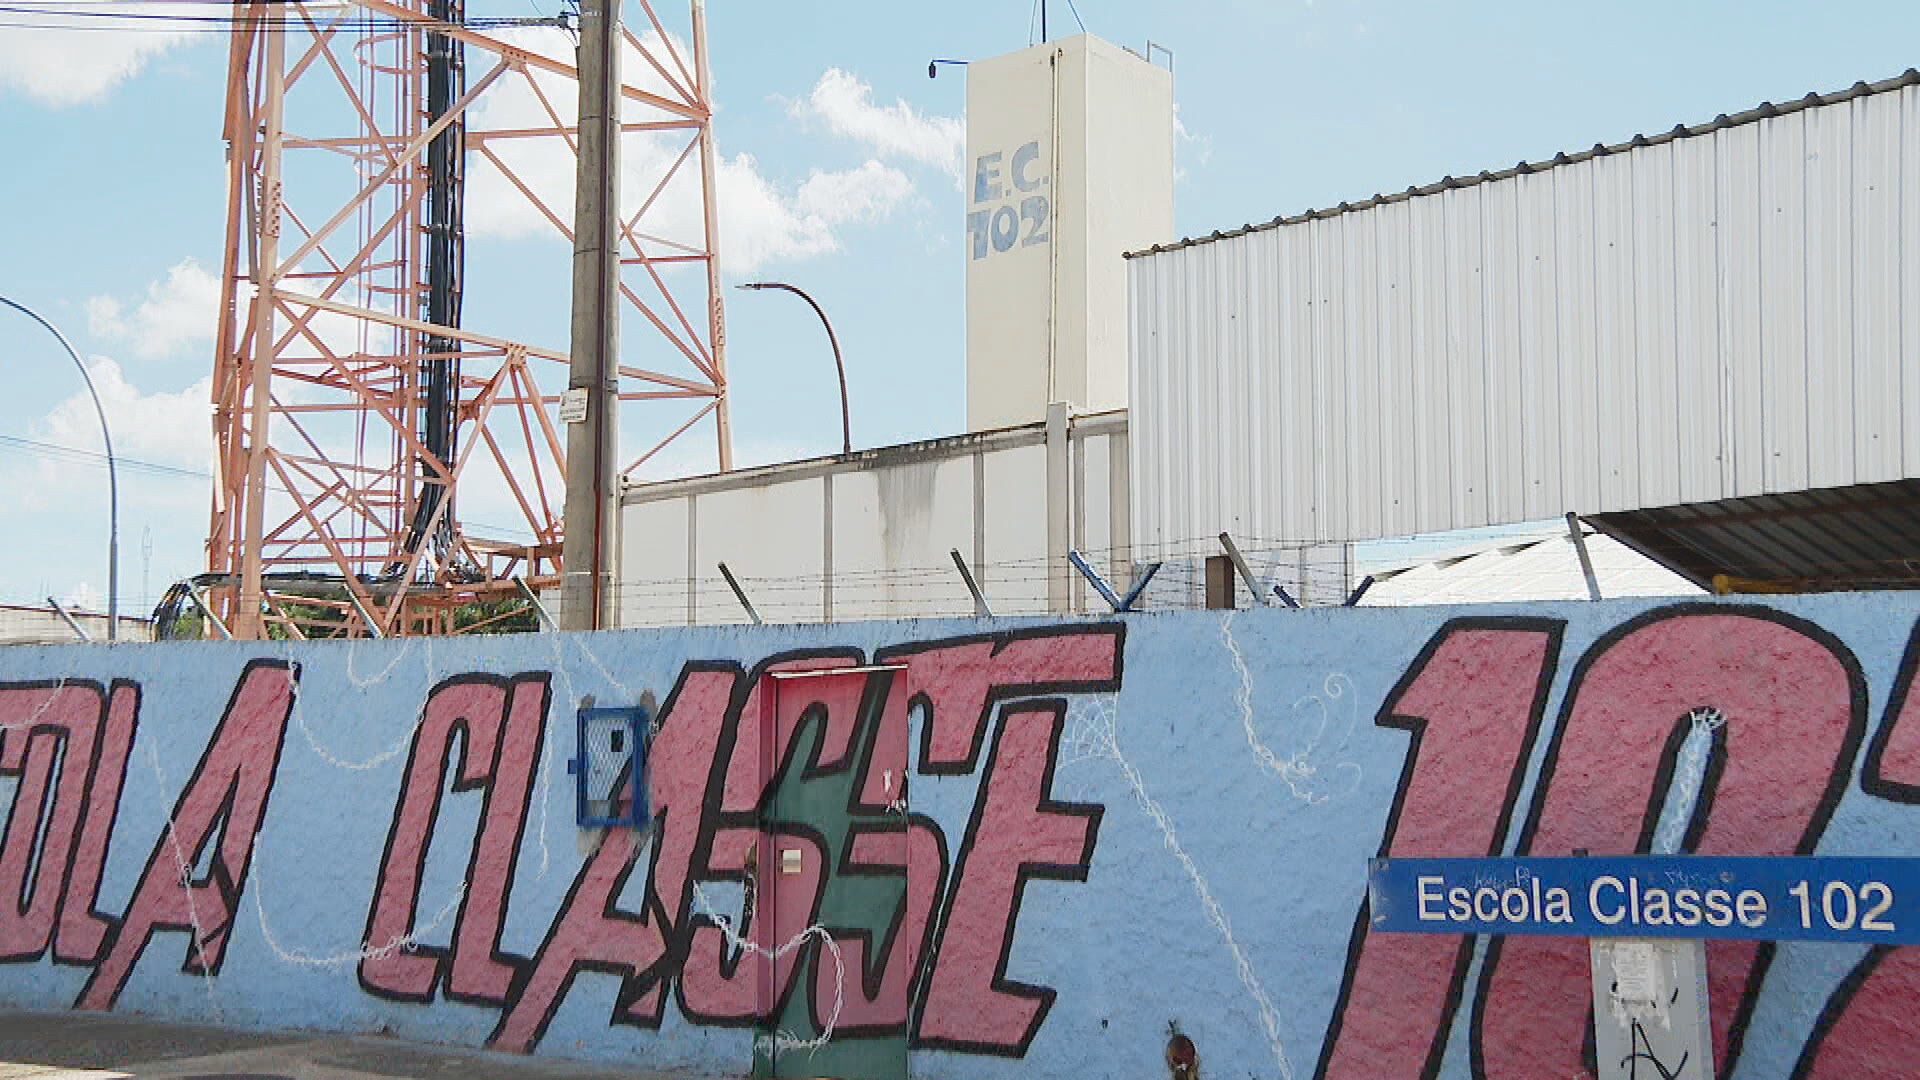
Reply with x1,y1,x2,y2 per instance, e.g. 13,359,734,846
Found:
489,666,738,1051
360,673,549,1005
617,665,743,1025
450,674,548,1001
0,680,140,968
677,825,762,1023
0,683,101,962
56,681,137,966
485,814,662,1051
1316,620,1561,1080
720,655,865,815
822,818,947,1036
680,825,826,1025
76,659,296,1011
915,699,1100,1056
1794,623,1920,1079
1475,610,1865,1079
878,629,1122,775
1,624,1120,1060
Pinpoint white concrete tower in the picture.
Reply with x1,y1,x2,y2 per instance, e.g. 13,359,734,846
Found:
964,34,1174,431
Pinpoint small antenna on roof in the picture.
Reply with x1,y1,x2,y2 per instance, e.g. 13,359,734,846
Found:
1048,0,1088,40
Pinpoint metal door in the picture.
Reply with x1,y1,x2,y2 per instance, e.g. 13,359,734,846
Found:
753,665,912,1080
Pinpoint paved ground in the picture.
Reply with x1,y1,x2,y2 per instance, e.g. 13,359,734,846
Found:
0,1011,723,1080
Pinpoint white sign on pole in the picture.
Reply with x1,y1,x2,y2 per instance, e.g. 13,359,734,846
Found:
559,387,590,424
1590,937,1714,1080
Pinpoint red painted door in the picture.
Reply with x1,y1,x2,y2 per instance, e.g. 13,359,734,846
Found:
754,666,913,1080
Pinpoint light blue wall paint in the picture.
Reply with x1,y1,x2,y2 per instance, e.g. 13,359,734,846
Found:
0,595,1914,1079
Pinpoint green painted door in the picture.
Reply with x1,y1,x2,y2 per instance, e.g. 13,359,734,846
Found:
753,666,911,1080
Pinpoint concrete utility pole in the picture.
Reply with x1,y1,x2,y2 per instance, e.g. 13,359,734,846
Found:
560,0,622,631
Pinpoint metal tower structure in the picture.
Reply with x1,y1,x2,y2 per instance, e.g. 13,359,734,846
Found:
205,0,731,639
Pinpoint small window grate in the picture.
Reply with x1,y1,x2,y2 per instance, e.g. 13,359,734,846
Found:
568,704,652,828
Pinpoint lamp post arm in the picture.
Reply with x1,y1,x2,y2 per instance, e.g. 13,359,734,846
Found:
0,296,119,640
738,282,850,455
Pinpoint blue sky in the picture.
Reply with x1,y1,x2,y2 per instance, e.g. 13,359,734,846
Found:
3,0,1918,617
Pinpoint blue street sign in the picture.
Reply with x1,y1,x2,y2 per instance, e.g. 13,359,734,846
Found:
1367,857,1920,944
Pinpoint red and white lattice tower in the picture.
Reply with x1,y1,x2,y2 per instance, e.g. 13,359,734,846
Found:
207,0,730,638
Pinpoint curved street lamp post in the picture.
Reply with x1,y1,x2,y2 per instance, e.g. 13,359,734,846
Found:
1,296,119,640
736,281,851,455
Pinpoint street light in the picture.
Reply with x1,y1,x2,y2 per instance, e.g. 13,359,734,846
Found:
0,296,119,640
735,281,851,456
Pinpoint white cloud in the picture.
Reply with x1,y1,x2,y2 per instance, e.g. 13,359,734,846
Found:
707,154,836,269
0,6,199,106
88,262,368,379
39,356,211,471
719,156,912,271
87,259,221,358
1174,106,1213,181
795,160,914,225
790,69,963,178
463,37,914,272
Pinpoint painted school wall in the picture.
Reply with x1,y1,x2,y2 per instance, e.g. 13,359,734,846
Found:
0,595,1916,1080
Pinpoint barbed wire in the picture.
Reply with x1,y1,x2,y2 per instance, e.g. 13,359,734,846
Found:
605,545,1370,627
608,539,1356,594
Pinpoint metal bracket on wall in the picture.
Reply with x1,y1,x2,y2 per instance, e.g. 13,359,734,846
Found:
1343,575,1376,607
514,576,558,630
950,548,995,617
45,597,90,642
1567,512,1604,601
1068,549,1162,613
717,562,763,625
346,588,385,639
184,582,235,640
1217,532,1299,608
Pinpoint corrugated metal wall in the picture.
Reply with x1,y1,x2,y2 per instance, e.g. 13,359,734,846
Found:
1129,81,1920,551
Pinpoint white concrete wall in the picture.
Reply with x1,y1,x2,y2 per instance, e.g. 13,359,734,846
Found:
828,454,976,621
965,35,1173,431
1075,37,1175,415
0,606,152,645
964,42,1054,431
616,411,1129,626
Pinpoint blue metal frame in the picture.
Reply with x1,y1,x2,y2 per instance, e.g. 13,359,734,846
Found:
567,703,653,828
1067,548,1163,613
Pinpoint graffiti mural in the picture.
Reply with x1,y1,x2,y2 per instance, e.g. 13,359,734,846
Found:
0,600,1916,1079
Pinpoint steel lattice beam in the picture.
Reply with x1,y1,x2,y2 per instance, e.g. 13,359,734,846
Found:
208,0,731,638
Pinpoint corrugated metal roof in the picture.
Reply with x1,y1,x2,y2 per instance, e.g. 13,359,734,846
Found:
1589,480,1920,591
1358,528,1701,607
1129,68,1920,259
